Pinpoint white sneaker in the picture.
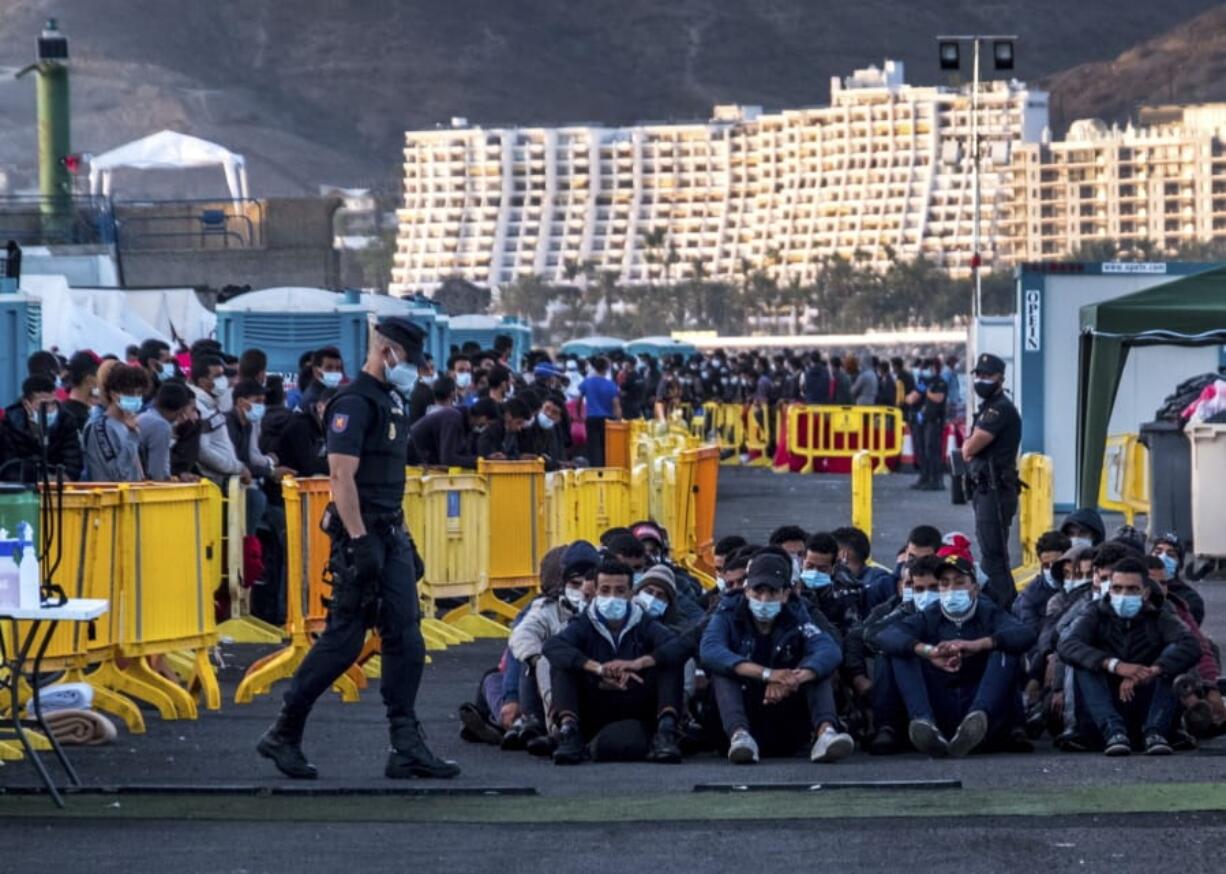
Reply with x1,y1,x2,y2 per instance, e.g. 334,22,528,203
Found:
727,729,759,764
810,727,855,763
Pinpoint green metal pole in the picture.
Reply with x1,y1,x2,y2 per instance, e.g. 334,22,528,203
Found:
36,61,71,237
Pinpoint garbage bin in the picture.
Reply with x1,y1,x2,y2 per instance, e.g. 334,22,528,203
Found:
1138,420,1192,547
1187,423,1226,558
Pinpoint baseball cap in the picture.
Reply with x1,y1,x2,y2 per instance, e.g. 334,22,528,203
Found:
533,362,565,380
745,552,792,590
938,554,975,578
375,317,428,367
972,353,1006,377
632,522,667,547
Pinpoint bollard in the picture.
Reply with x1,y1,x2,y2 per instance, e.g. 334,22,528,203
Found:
851,451,873,538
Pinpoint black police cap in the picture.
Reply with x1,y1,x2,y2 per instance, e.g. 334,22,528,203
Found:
375,317,428,367
973,353,1006,377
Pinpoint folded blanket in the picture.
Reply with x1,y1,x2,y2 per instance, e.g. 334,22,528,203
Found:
40,709,117,746
24,682,93,715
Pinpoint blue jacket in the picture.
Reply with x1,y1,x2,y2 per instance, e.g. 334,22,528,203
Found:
875,596,1035,688
1012,574,1060,629
542,602,681,671
700,595,842,680
858,564,899,610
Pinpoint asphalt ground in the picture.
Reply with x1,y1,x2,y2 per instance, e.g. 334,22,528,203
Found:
1,466,1221,872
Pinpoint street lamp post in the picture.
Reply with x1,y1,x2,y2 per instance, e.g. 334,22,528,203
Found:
937,34,1016,428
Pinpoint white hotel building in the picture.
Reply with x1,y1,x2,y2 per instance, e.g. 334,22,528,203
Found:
390,61,1051,293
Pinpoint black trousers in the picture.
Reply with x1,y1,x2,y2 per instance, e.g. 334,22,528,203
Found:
283,527,425,724
551,661,683,737
585,417,607,467
920,418,945,486
973,485,1019,609
710,674,839,757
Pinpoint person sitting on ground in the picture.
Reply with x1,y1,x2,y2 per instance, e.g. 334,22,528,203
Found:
603,530,648,577
543,558,685,765
856,555,944,754
1013,530,1074,629
136,381,196,481
629,520,704,605
699,550,853,764
0,373,84,483
1023,545,1094,740
876,555,1037,757
633,562,703,630
798,531,862,638
1143,555,1225,739
894,525,943,582
1150,532,1204,625
500,541,600,756
768,524,808,577
713,536,748,579
1060,508,1106,550
82,364,151,482
1057,556,1200,756
831,526,896,610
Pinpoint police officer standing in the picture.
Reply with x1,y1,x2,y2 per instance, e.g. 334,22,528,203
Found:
960,353,1021,610
258,317,460,780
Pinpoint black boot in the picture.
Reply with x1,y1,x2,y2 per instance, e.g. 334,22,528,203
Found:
386,718,461,779
257,709,318,780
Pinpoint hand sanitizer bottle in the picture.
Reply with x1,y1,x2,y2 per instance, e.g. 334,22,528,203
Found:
18,523,41,609
0,529,19,610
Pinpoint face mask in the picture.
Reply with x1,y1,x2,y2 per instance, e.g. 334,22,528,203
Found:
87,405,104,423
1111,593,1143,619
472,425,486,435
1042,568,1058,590
800,569,832,590
902,587,914,605
212,375,229,397
1065,577,1090,593
563,587,586,611
455,372,473,389
1158,553,1179,579
160,362,177,380
715,576,728,592
386,362,419,395
940,589,974,616
1070,536,1092,551
536,411,555,430
421,373,438,387
118,395,143,415
321,371,343,389
973,379,999,400
595,595,627,622
91,387,101,399
914,590,940,611
42,409,59,429
747,597,782,623
920,369,933,380
635,592,667,618
247,402,266,422
632,572,645,588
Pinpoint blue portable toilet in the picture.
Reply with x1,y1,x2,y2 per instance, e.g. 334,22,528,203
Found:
216,287,371,381
560,336,626,358
0,279,40,408
447,315,532,369
626,335,698,360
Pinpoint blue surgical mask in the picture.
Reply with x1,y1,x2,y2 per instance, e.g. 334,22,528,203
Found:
1111,593,1143,619
1042,568,1058,590
321,371,343,389
800,569,832,590
902,586,914,604
747,596,782,623
914,590,940,611
634,592,667,618
1065,577,1090,593
43,409,59,429
536,411,555,430
212,375,229,397
118,395,143,415
715,576,728,592
1158,553,1179,579
455,371,473,389
247,402,266,422
1070,536,1092,551
160,361,177,381
940,589,974,616
632,572,645,588
386,362,418,394
595,595,627,622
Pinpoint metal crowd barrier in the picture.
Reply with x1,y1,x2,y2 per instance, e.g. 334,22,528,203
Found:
1016,452,1055,581
1099,434,1150,526
785,405,904,474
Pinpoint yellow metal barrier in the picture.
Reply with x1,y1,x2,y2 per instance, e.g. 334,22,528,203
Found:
743,404,772,467
426,473,504,638
544,470,574,550
1016,453,1054,578
478,458,548,620
1099,434,1150,526
851,451,873,538
671,446,720,576
216,476,283,645
786,405,904,474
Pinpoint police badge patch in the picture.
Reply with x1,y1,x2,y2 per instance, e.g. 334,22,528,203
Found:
331,414,349,433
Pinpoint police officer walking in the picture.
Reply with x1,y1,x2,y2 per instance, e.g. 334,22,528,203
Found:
960,353,1021,610
258,317,460,780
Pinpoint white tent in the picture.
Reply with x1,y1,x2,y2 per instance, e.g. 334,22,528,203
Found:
88,130,249,201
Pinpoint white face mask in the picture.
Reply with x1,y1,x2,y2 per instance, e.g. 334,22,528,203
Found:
211,375,229,397
1070,536,1092,551
563,587,586,611
536,411,555,430
455,371,473,389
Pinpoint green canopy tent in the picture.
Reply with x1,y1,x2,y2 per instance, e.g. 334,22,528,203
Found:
1076,267,1226,507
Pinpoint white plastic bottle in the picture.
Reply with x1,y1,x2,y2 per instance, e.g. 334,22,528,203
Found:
0,528,19,610
18,522,41,609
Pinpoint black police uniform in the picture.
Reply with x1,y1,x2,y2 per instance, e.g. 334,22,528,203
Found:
967,354,1021,610
260,317,458,780
918,374,948,489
